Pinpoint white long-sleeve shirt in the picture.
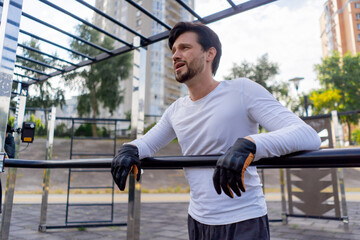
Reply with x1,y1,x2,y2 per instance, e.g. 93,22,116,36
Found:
131,78,321,225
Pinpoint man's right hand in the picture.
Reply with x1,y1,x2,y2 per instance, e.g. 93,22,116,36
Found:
111,144,141,191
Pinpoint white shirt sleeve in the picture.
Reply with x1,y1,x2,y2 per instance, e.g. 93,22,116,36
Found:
130,105,177,159
242,78,321,161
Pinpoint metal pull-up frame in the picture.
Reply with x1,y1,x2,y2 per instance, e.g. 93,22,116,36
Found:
10,0,277,86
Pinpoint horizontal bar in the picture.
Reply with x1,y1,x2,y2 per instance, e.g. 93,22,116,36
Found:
45,223,126,229
13,72,39,82
125,0,171,30
175,0,203,22
25,0,275,85
70,169,109,172
75,0,149,43
72,137,115,140
16,55,64,72
65,220,111,224
56,117,129,122
69,186,113,189
200,0,277,24
67,203,113,207
286,214,346,221
72,121,117,125
22,12,112,54
268,219,283,223
226,0,238,9
15,64,50,76
4,148,360,169
301,110,360,120
71,153,114,156
18,43,77,66
39,0,132,47
20,29,94,60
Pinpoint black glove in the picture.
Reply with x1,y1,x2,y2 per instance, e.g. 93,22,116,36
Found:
111,144,141,191
213,138,256,198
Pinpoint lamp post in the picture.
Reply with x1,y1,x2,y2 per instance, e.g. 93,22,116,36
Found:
289,77,309,117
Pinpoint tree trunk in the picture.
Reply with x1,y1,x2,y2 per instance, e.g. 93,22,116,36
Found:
91,92,98,137
347,121,352,145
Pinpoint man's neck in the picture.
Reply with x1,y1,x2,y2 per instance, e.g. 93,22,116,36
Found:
186,75,219,101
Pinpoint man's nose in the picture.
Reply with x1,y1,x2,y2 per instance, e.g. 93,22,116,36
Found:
172,50,181,61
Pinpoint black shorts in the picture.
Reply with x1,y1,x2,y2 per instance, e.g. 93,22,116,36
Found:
188,214,270,240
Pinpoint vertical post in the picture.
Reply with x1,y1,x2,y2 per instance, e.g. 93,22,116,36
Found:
331,110,349,230
39,107,56,232
1,86,26,240
280,169,287,224
127,37,146,240
0,2,25,235
0,0,23,181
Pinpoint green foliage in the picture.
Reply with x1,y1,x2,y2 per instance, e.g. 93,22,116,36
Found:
8,116,15,128
144,122,156,134
74,123,95,137
26,114,46,137
309,89,342,115
54,123,71,137
18,39,65,111
65,24,132,119
314,51,360,144
74,123,110,137
352,129,360,145
224,54,291,106
314,52,360,119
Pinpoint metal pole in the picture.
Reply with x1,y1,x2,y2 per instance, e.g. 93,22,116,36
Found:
331,110,349,230
127,37,146,240
1,86,27,240
0,2,26,234
280,169,287,224
39,107,56,232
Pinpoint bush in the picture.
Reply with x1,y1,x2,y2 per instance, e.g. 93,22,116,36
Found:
55,123,71,137
26,114,46,137
74,124,111,137
352,129,360,145
74,123,94,137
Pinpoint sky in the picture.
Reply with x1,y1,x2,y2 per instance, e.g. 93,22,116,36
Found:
17,0,325,98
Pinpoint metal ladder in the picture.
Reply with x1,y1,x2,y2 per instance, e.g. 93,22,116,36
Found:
64,118,119,227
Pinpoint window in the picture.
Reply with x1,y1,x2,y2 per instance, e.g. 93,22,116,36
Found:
136,11,141,17
136,19,142,27
358,33,360,41
355,3,360,8
358,23,360,30
356,13,360,20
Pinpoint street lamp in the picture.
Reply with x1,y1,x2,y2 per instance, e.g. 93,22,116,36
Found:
289,77,304,92
289,77,309,117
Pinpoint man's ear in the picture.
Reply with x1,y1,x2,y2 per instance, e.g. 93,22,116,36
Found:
206,47,217,62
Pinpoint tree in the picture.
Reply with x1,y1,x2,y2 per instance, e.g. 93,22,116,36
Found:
309,89,342,115
17,38,65,128
65,24,132,136
314,52,360,144
224,54,292,107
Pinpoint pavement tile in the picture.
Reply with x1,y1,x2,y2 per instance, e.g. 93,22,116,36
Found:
0,200,359,239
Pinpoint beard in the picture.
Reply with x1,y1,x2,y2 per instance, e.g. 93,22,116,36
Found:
175,56,205,83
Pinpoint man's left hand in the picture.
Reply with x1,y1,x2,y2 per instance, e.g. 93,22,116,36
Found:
213,138,256,198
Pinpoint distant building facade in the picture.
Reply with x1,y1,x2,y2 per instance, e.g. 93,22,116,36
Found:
320,0,360,57
93,0,193,119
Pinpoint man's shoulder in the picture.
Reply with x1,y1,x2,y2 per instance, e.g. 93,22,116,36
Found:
222,78,254,89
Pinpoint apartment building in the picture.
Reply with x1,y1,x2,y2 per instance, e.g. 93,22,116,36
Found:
320,0,360,57
93,0,193,119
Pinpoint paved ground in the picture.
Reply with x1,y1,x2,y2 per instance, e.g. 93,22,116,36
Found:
1,199,359,240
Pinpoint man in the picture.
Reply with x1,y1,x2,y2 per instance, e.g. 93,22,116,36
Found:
112,22,321,239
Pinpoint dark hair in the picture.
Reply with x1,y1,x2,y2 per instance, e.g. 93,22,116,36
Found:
168,22,222,75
